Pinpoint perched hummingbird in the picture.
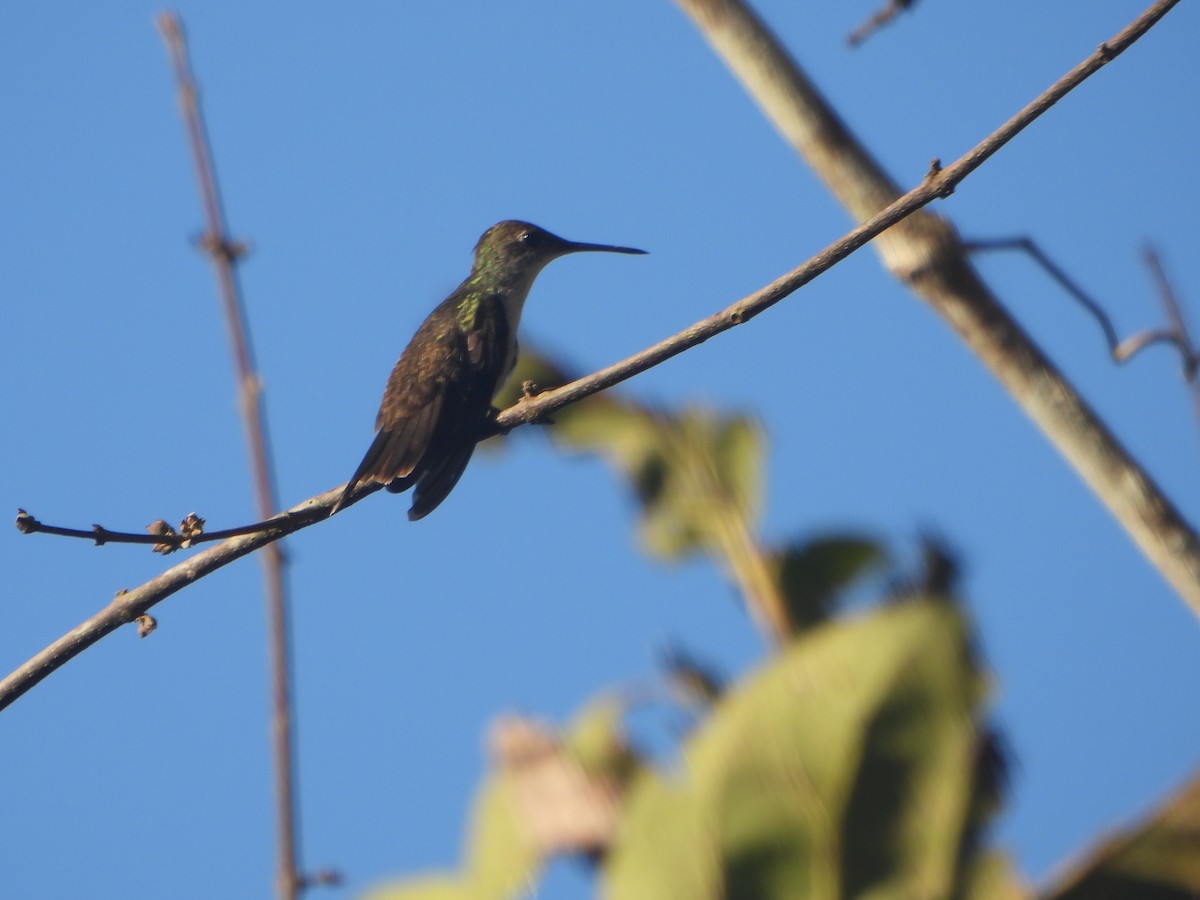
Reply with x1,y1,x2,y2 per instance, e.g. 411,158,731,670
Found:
332,220,645,520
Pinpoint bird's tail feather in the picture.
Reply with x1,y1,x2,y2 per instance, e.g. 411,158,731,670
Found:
408,441,476,521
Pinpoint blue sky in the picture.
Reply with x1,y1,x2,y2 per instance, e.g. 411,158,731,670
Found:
3,2,1198,897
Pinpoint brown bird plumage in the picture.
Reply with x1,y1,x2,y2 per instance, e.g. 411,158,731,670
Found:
332,221,645,519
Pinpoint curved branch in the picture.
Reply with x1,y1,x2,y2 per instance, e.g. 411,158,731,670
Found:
14,509,297,549
965,237,1199,376
963,237,1123,354
1,489,339,712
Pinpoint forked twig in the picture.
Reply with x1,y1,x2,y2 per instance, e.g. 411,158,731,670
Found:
965,237,1198,374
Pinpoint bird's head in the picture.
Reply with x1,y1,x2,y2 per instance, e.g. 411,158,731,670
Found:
471,220,645,284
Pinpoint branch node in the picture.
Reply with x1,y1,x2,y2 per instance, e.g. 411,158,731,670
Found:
299,869,344,890
136,615,158,639
513,385,556,427
195,232,249,263
147,519,181,555
179,512,206,548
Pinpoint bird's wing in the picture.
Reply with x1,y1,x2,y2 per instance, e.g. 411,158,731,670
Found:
333,294,510,516
403,295,512,518
331,308,462,512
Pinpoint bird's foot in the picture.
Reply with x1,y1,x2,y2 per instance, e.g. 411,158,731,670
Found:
477,407,510,440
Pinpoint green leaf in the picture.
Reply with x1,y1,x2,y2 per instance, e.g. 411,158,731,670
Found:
959,851,1028,900
603,600,996,900
563,695,636,780
708,412,764,523
456,773,542,898
634,409,765,562
360,876,473,900
1042,773,1200,900
772,534,887,629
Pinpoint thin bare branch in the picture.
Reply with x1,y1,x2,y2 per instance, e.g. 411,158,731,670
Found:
964,237,1122,352
965,237,1199,374
847,0,916,47
15,508,295,549
6,0,1188,708
1143,247,1200,430
1143,247,1199,376
156,12,303,898
672,0,1200,617
3,491,335,713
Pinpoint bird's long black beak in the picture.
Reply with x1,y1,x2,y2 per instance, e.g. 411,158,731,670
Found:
561,239,647,256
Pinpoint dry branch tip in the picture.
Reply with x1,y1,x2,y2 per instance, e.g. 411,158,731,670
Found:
136,615,157,638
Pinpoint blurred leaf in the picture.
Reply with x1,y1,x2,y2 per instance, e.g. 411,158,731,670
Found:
956,726,1012,887
959,852,1029,900
361,876,473,900
661,645,725,706
503,350,768,563
603,599,1014,900
497,350,791,634
494,353,573,410
1041,773,1200,900
916,532,961,597
555,403,659,475
563,695,639,784
707,412,764,523
458,774,543,898
636,409,765,562
886,533,964,602
772,534,887,629
361,701,646,900
364,739,544,900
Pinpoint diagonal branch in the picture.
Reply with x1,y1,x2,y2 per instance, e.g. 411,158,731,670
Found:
671,0,1200,617
5,0,1189,711
847,0,917,47
4,492,335,713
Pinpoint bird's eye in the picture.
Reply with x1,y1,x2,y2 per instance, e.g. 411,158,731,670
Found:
519,230,542,247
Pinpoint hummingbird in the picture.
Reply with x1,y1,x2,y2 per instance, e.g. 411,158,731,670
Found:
332,220,645,520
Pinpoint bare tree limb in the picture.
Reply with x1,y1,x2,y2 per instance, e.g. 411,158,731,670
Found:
5,0,1187,710
964,237,1123,353
965,238,1198,375
672,0,1200,617
14,508,290,549
1142,247,1200,428
156,13,305,898
3,492,336,713
1144,248,1198,374
847,0,916,47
